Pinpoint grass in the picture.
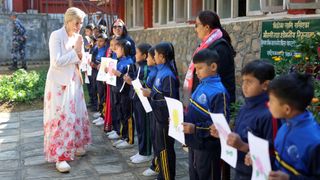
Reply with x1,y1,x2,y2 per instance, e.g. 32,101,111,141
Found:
0,65,91,113
0,66,49,112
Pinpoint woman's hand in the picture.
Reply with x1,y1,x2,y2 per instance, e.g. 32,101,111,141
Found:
74,35,83,59
141,88,151,97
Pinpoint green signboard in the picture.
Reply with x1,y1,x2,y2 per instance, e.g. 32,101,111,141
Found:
260,18,320,60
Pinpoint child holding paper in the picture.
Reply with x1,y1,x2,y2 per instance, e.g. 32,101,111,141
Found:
123,43,153,163
141,42,179,180
91,34,108,126
108,38,135,149
103,36,118,133
211,60,277,180
267,73,320,180
142,46,160,177
182,49,230,180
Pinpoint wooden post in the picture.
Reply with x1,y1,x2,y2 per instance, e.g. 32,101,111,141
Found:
144,0,153,29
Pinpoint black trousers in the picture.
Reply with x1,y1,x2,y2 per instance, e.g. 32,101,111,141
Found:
115,94,134,144
111,91,120,134
189,148,221,180
154,122,176,180
90,69,99,111
149,112,160,172
133,100,152,155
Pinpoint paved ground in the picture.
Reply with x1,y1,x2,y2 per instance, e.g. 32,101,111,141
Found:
0,110,189,180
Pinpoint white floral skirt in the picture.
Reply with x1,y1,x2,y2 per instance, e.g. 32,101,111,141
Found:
43,71,91,162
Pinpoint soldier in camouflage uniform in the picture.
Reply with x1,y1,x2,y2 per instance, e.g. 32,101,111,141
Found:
9,12,27,70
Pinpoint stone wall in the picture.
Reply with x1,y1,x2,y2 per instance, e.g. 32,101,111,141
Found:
129,20,261,96
0,14,63,64
129,15,320,98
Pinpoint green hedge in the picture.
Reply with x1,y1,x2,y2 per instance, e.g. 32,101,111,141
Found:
0,69,47,103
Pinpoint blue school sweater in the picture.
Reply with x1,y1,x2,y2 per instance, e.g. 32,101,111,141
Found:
185,75,230,150
146,66,158,89
274,111,320,179
150,63,179,124
234,92,275,175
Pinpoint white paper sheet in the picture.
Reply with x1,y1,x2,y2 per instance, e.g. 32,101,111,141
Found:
165,97,185,145
84,74,90,84
96,58,117,86
105,58,118,86
132,78,152,113
210,113,237,168
248,132,272,180
80,52,92,73
119,65,130,92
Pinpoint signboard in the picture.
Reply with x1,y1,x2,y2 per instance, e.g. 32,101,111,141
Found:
260,18,320,60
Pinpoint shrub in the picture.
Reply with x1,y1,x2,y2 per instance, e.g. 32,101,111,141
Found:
0,69,47,103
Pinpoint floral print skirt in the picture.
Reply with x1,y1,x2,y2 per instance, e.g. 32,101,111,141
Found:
43,71,91,162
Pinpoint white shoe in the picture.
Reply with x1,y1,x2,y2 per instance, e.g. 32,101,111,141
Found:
93,117,103,123
132,154,152,164
92,112,101,118
56,161,71,173
130,152,139,161
112,139,124,147
95,118,104,126
75,148,86,156
106,130,116,136
142,168,158,176
108,133,120,140
115,141,134,149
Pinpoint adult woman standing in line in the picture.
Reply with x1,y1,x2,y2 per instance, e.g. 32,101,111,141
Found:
183,10,235,105
110,19,136,60
43,7,91,173
183,10,236,180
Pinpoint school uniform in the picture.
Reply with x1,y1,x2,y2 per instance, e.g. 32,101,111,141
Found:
274,111,320,179
111,56,134,143
185,75,230,180
151,63,179,180
146,65,160,172
103,51,117,131
233,92,279,180
130,61,152,155
91,45,107,112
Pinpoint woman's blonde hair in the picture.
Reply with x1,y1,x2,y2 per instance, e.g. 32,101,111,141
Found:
64,7,86,25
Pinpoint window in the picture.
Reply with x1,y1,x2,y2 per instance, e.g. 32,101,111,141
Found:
134,0,144,27
203,0,216,12
160,0,168,24
260,0,285,13
168,0,174,22
175,0,188,22
188,0,202,20
154,0,159,24
217,0,232,18
246,0,262,15
125,0,134,28
125,0,144,28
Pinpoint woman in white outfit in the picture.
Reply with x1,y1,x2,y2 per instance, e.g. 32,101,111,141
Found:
43,7,92,173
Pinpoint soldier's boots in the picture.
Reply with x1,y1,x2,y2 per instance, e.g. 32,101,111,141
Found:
8,62,18,71
21,62,27,70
